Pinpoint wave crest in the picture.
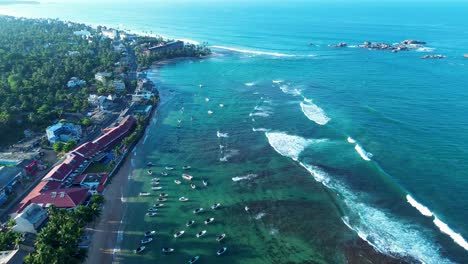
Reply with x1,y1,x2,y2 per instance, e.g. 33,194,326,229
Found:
211,45,315,58
265,132,327,161
300,101,331,125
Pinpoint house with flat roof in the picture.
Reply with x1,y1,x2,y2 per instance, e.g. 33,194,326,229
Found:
144,40,184,55
46,122,82,144
73,173,108,193
12,203,48,234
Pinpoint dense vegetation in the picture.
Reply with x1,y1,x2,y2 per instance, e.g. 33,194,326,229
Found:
0,16,120,145
24,194,104,264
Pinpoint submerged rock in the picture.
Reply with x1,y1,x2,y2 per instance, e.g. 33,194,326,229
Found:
421,54,446,59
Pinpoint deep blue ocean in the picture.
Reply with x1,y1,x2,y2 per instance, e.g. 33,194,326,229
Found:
2,1,467,263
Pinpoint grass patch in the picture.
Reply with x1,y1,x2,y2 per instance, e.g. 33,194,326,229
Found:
84,162,113,174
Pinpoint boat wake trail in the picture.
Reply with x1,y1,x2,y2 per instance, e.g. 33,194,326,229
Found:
232,173,258,182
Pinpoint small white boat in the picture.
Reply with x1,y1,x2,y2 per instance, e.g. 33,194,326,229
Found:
202,179,208,186
165,167,175,170
162,247,175,253
219,104,224,108
199,84,203,88
148,207,158,212
174,179,182,185
152,186,163,190
134,246,145,254
179,197,189,202
193,208,203,214
147,170,153,175
204,218,214,225
188,256,200,264
174,230,185,238
208,110,213,115
159,193,169,197
245,206,249,212
216,233,226,242
186,220,195,227
211,203,221,210
182,166,191,170
144,230,156,237
139,192,150,196
190,184,196,189
160,172,168,176
154,203,164,207
205,98,210,102
182,174,193,181
151,177,161,181
151,181,160,185
157,198,167,202
146,212,157,217
141,237,153,244
217,247,227,256
196,230,207,238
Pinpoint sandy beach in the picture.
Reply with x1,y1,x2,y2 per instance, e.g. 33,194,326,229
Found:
85,154,132,264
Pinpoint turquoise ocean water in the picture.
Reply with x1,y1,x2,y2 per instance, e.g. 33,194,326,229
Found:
2,1,468,263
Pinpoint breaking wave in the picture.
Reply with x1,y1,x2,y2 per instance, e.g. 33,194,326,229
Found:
433,217,468,251
252,127,271,132
298,163,453,264
354,144,372,161
406,195,433,217
300,100,331,125
211,45,316,57
272,80,283,84
264,131,327,161
245,82,255,87
279,84,302,96
217,131,229,138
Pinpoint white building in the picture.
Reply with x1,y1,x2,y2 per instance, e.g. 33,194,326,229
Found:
12,203,48,234
95,72,112,84
101,29,117,40
73,30,91,39
132,91,155,102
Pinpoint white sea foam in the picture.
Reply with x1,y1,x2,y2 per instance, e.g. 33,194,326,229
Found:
245,82,255,87
217,131,229,138
299,101,331,125
280,85,302,96
354,144,372,161
272,80,283,84
265,132,327,161
416,47,436,52
249,112,271,117
211,45,314,57
298,162,453,264
232,173,258,182
219,156,228,162
347,137,356,144
254,212,266,220
406,195,433,217
254,105,273,112
219,144,224,149
220,149,240,162
433,217,468,251
252,128,271,132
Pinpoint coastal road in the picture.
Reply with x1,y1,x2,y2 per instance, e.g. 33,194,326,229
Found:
85,154,131,264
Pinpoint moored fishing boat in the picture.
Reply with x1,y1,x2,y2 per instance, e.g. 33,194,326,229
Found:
159,193,169,197
160,172,168,176
147,207,158,212
174,230,185,238
165,166,175,170
141,237,153,244
154,203,164,207
157,197,167,202
193,208,203,214
216,247,227,256
174,179,182,184
146,212,157,217
182,165,191,170
139,192,150,196
147,170,153,175
152,186,163,190
216,233,226,242
162,247,175,253
188,256,200,264
202,179,208,186
144,230,156,237
211,203,221,210
190,183,196,189
204,217,214,224
182,174,193,181
179,197,189,202
134,246,145,253
186,220,195,227
196,230,207,238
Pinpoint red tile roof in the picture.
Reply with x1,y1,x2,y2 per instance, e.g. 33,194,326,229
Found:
73,174,87,185
14,115,136,214
31,188,89,209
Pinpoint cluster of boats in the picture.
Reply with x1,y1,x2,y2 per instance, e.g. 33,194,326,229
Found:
135,163,229,262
